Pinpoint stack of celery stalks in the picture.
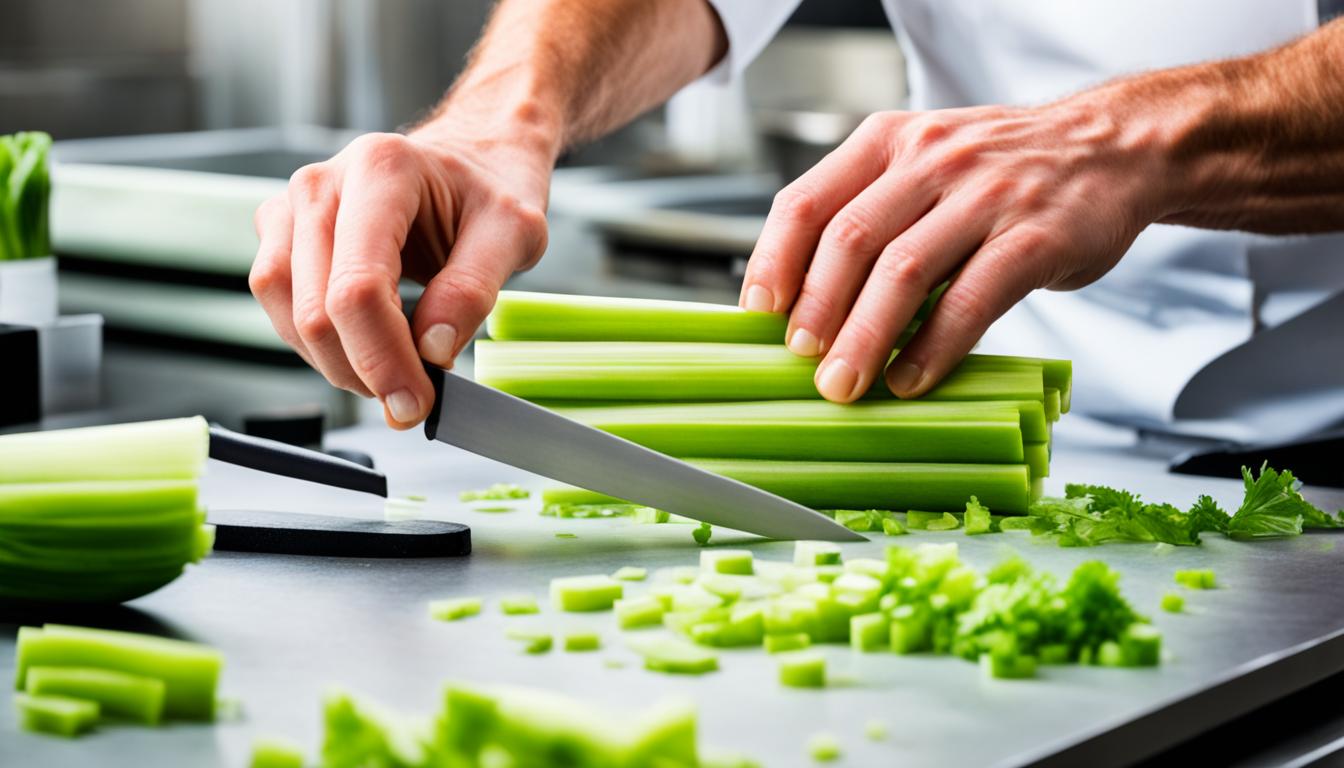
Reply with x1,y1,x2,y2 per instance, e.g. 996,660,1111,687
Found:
476,291,1071,516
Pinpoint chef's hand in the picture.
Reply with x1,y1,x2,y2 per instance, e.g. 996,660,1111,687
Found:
738,99,1170,403
250,131,550,428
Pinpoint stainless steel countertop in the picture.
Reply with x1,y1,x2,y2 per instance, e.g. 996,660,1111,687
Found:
3,417,1344,768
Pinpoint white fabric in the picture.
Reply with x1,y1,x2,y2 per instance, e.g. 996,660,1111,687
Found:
703,0,1344,440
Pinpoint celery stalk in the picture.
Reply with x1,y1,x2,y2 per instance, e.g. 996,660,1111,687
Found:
486,289,941,344
475,341,1051,403
13,692,99,737
15,624,222,721
25,666,166,725
0,417,209,483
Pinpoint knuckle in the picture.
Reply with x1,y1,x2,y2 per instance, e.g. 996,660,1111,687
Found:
350,132,412,174
326,269,392,319
771,185,819,225
873,244,932,290
941,282,996,333
904,115,953,149
293,299,335,344
248,258,284,300
438,267,498,322
825,208,881,254
794,285,840,327
288,163,330,203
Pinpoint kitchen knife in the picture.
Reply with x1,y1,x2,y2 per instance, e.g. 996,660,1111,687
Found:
422,365,864,541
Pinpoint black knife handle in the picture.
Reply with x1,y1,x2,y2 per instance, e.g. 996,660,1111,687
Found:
208,425,388,498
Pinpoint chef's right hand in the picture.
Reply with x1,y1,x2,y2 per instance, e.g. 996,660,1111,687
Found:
249,130,552,429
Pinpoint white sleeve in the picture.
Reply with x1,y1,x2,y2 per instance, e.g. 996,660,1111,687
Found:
700,0,804,83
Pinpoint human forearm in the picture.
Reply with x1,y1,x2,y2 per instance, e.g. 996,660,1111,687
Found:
415,0,727,174
1100,17,1344,234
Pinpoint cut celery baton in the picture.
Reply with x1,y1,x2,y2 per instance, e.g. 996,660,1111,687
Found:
13,692,99,737
25,666,165,725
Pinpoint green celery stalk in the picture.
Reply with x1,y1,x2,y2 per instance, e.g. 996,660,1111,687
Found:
1023,442,1050,479
545,461,1035,513
15,624,222,721
475,341,1048,403
959,354,1072,414
552,401,1025,463
13,692,99,737
0,417,209,483
25,666,166,725
1044,388,1062,422
485,289,943,344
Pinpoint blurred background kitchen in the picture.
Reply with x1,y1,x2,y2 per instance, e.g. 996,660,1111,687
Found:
0,0,901,431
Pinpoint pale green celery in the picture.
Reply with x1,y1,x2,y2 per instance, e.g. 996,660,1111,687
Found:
764,633,812,653
505,627,553,654
14,692,99,737
250,737,307,768
475,341,1047,403
959,354,1072,413
981,651,1037,679
864,719,889,741
806,732,842,762
486,288,942,344
0,479,198,522
15,625,221,720
794,541,843,567
550,575,623,612
1044,388,1062,422
615,596,666,629
777,651,826,688
701,550,754,575
500,595,541,615
563,631,602,652
429,597,482,621
25,666,165,725
1024,442,1050,479
612,566,648,582
850,613,889,652
0,417,209,483
626,636,719,675
553,400,1026,463
543,461,1035,514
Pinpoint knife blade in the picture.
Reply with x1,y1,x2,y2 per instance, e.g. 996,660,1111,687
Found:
422,365,863,541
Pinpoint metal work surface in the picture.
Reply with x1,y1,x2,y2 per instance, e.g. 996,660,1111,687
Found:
3,421,1344,767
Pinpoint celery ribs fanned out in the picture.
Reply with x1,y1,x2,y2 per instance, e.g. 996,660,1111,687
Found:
0,417,214,604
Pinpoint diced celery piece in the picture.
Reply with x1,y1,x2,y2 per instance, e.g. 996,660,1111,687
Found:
814,565,844,584
1120,624,1162,667
250,736,307,768
25,666,165,725
615,596,666,630
777,651,826,688
632,506,671,524
692,522,714,546
1175,569,1216,589
964,496,992,535
1096,641,1126,667
849,613,889,652
429,597,482,622
1161,593,1185,613
499,595,540,616
889,605,931,654
505,628,553,654
687,604,764,648
764,632,812,654
832,509,885,532
864,718,888,741
980,651,1037,679
13,692,99,737
550,575,623,612
626,636,719,675
1037,644,1071,665
909,510,961,531
806,731,842,762
563,631,602,652
794,541,843,567
701,549,754,575
882,517,908,536
459,483,530,501
15,625,221,720
612,566,648,582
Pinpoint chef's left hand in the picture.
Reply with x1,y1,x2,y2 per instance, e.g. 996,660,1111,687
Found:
738,98,1172,402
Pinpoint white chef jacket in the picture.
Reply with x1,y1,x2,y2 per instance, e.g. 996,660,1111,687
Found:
705,0,1344,442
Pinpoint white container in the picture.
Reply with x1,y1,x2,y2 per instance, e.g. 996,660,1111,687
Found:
0,255,58,325
38,314,103,415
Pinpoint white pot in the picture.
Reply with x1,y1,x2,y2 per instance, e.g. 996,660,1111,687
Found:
0,255,58,325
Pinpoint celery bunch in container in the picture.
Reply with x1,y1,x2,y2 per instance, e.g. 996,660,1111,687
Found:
0,417,214,603
476,291,1072,515
0,131,53,261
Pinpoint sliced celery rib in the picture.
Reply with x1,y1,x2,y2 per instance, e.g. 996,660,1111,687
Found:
0,417,209,483
475,342,1047,403
25,666,166,725
486,289,942,344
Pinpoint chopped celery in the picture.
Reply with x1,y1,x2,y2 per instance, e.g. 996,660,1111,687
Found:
849,613,889,652
633,506,671,524
882,517,908,536
15,624,221,720
908,511,961,531
964,496,993,535
701,550,754,575
1175,569,1216,589
806,732,842,762
831,509,888,532
1120,624,1162,666
794,541,843,567
555,533,578,539
1161,593,1185,613
777,651,826,688
627,636,719,675
612,566,648,582
505,628,553,654
550,575,623,612
460,483,530,501
864,719,888,741
764,633,812,654
499,595,540,615
1096,641,1127,667
693,522,713,546
615,596,667,629
981,652,1038,679
250,736,307,768
0,417,208,483
13,692,99,737
0,131,53,262
429,597,482,622
562,631,602,652
25,666,165,725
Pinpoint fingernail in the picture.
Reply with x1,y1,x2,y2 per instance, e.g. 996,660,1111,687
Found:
742,284,775,313
385,389,421,423
788,327,821,357
887,361,926,397
418,323,458,366
816,358,862,401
